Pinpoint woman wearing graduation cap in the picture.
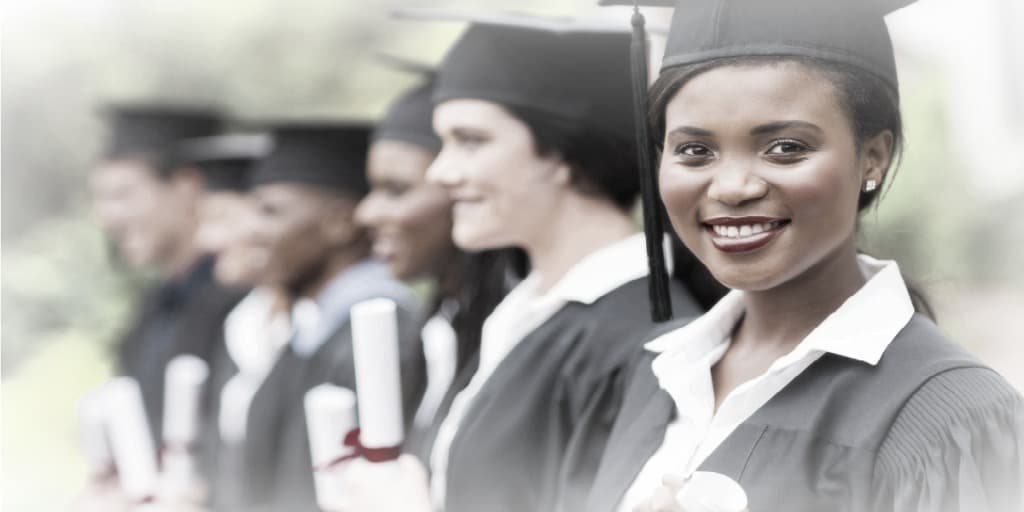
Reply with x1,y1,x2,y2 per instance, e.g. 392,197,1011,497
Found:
337,10,722,512
580,1,1024,511
354,72,520,455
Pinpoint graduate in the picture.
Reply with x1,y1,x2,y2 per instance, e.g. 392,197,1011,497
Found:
89,104,243,444
582,1,1024,511
354,70,520,460
339,11,720,512
211,122,425,511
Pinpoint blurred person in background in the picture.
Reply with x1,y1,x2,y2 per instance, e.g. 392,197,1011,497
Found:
210,122,425,512
88,104,244,443
354,72,520,461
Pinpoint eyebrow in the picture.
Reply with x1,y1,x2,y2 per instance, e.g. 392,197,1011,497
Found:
749,121,824,137
666,121,824,139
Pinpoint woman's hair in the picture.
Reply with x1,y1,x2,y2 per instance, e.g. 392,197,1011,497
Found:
505,104,727,312
502,104,640,212
648,55,933,318
443,247,527,374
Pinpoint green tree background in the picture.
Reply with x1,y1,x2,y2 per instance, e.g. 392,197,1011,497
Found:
2,0,1022,509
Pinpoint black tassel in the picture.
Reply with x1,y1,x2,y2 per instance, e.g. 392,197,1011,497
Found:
630,6,673,322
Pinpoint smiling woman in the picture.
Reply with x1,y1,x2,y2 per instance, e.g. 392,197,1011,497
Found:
587,1,1024,511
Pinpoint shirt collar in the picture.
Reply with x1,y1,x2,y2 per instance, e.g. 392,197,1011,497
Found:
541,232,651,305
647,254,914,367
290,259,417,357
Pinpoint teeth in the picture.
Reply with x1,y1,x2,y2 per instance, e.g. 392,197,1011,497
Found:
712,222,781,239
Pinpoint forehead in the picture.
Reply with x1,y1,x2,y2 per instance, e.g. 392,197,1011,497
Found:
367,139,436,181
433,98,520,131
666,61,846,130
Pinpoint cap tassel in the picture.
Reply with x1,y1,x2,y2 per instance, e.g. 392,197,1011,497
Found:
630,6,673,322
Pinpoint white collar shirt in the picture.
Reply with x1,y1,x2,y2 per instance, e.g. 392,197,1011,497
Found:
618,255,916,511
430,233,652,509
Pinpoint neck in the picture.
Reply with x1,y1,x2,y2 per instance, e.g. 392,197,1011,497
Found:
737,241,866,351
294,242,371,301
523,194,636,294
162,225,203,281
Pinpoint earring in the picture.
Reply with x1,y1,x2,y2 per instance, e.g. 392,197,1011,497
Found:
864,179,877,193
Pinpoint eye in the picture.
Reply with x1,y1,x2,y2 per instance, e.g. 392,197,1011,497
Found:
672,143,715,166
765,139,811,159
453,131,488,149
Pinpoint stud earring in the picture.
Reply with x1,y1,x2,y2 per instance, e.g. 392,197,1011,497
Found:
864,179,877,192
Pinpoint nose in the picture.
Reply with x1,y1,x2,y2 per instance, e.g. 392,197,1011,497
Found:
354,193,383,228
425,149,462,188
706,161,769,206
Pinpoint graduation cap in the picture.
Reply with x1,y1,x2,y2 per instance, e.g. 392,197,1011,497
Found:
249,122,372,196
101,103,224,172
174,133,272,192
372,55,442,153
597,0,916,321
392,8,637,141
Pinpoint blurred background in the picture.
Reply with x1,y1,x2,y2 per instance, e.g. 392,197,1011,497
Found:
1,0,1022,509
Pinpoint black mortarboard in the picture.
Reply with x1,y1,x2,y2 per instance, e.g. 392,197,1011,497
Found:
248,122,372,196
372,56,442,153
393,9,636,141
174,134,272,192
101,103,223,171
599,0,917,321
601,0,916,91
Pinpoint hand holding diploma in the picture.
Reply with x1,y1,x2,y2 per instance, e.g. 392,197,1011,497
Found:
633,471,748,512
104,377,160,504
335,454,432,512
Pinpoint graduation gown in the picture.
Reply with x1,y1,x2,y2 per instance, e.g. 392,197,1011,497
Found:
426,277,700,512
585,314,1024,512
215,299,425,511
116,256,245,443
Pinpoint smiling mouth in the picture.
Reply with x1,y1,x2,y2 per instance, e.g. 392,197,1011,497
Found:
703,217,790,253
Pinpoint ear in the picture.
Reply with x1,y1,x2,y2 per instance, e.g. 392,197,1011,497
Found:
861,130,894,188
548,157,573,188
168,165,205,197
318,196,363,247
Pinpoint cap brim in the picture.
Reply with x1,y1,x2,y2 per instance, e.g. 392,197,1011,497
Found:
392,7,628,34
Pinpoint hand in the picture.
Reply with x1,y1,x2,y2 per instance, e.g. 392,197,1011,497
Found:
632,472,690,512
70,480,132,512
334,454,432,512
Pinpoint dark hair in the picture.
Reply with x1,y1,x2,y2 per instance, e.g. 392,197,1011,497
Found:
648,56,933,318
503,105,640,211
441,248,527,374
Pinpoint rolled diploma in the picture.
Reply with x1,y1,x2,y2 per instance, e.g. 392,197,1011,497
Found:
77,388,114,478
305,384,357,509
161,354,210,494
675,471,749,512
350,298,404,455
104,377,159,501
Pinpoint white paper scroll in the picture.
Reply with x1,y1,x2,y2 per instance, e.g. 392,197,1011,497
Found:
675,471,749,512
305,384,358,510
104,377,159,502
77,387,114,478
350,298,404,453
160,354,210,497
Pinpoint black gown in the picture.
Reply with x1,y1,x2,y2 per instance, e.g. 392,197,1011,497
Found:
115,256,245,444
585,314,1024,512
212,299,425,511
420,277,700,512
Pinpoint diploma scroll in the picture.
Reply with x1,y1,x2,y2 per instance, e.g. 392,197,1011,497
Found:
160,354,210,497
104,377,159,503
675,471,749,512
77,387,115,481
305,384,358,510
350,298,405,462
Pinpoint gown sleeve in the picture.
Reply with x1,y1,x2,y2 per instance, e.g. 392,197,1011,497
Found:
871,367,1024,512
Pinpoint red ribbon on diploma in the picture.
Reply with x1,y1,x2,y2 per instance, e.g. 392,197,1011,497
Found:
312,428,402,472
